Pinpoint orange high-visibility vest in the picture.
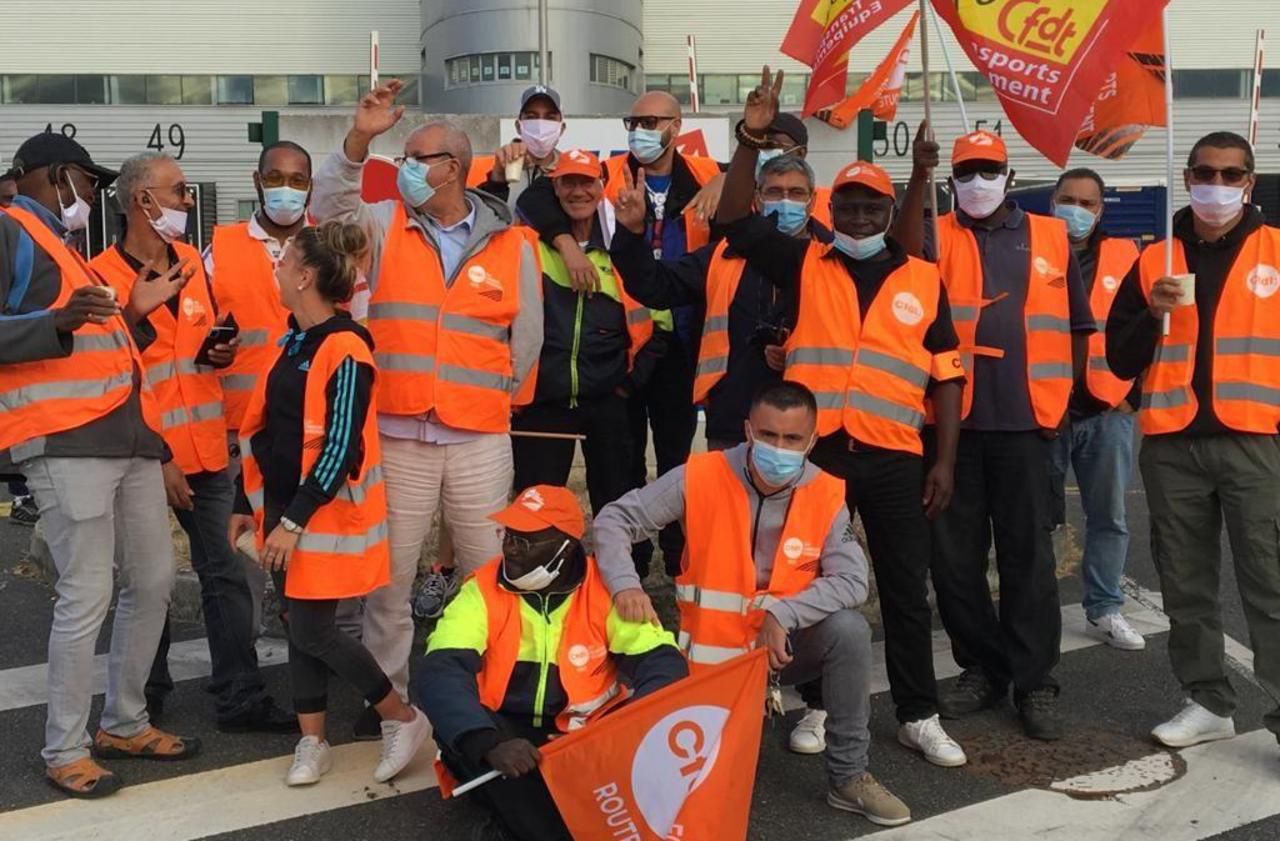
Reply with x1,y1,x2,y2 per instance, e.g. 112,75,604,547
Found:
0,206,158,460
90,242,228,475
812,185,833,229
936,212,1074,427
785,241,959,455
603,153,722,254
1083,237,1140,408
209,222,290,431
1136,226,1280,435
468,156,495,189
240,330,390,599
473,556,625,733
676,451,845,672
692,241,749,403
368,203,539,432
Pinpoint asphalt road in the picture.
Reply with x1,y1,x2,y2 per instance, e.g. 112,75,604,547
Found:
0,476,1277,841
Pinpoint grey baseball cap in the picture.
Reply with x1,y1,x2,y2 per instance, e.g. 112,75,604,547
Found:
519,84,562,115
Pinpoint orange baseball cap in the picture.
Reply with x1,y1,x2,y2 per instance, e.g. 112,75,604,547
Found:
831,161,895,198
951,130,1008,166
548,148,603,180
491,485,586,540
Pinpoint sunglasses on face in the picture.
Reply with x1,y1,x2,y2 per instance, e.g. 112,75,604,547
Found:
1187,165,1252,186
260,171,312,190
952,170,1006,184
622,115,676,131
394,152,455,166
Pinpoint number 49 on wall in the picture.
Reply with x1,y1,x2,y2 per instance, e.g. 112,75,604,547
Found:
147,123,187,159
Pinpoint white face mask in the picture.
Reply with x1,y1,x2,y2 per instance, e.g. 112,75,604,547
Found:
953,173,1009,220
1189,184,1246,228
145,191,189,243
504,539,570,591
57,176,92,232
519,119,562,160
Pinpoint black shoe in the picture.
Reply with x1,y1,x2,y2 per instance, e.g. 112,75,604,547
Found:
218,698,300,734
938,670,1004,719
353,704,382,741
1017,689,1063,741
8,495,39,526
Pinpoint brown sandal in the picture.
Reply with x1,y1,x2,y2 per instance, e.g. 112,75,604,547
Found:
46,758,123,799
93,726,202,761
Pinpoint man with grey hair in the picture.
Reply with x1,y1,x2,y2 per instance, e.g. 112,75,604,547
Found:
610,149,826,452
311,79,543,736
89,152,295,735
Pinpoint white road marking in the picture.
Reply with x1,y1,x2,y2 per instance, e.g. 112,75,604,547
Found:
862,729,1280,840
0,740,439,841
0,638,289,713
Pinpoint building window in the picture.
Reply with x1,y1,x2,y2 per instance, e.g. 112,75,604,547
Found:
1263,68,1280,98
1174,69,1247,98
111,75,147,104
393,75,419,106
325,75,360,105
702,74,736,106
590,54,634,92
288,75,324,105
254,75,289,106
236,200,258,220
182,75,213,105
75,75,108,104
444,52,545,89
147,76,183,105
216,75,253,105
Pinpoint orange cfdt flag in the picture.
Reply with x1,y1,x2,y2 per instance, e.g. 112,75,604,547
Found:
1075,18,1167,160
930,0,1169,166
820,11,919,129
540,649,769,841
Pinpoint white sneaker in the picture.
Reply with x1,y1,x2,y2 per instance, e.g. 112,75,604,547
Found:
374,707,430,783
789,708,827,754
286,736,332,786
1087,613,1146,650
898,715,967,767
1151,701,1236,748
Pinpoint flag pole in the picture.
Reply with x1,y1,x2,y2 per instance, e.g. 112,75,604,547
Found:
918,0,941,253
687,35,702,114
930,7,971,132
1162,4,1174,336
450,768,501,796
1248,30,1265,146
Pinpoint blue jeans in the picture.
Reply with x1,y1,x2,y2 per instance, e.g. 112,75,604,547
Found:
147,469,268,721
1049,411,1136,621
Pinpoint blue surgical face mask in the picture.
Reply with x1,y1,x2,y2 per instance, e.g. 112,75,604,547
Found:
397,158,435,208
262,186,309,226
1053,203,1097,241
833,230,888,260
762,199,809,236
749,435,810,487
755,148,785,180
627,128,669,165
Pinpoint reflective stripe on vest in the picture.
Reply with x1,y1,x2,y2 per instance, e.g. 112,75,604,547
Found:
1136,227,1280,434
369,204,527,432
0,207,149,457
239,330,390,600
677,450,845,673
1084,238,1140,407
785,241,943,454
693,242,749,403
90,241,229,475
936,212,1073,427
209,222,289,431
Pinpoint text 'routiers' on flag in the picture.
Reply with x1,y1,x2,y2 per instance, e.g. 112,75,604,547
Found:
540,649,769,841
930,0,1170,166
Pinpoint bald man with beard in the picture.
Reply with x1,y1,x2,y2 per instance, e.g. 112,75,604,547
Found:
311,80,543,738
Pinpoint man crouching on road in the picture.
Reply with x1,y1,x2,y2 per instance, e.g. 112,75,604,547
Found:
592,380,912,827
416,485,687,841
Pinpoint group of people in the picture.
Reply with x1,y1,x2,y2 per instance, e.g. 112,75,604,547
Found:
1,62,1277,840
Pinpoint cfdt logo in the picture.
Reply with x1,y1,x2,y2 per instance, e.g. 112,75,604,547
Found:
631,705,729,837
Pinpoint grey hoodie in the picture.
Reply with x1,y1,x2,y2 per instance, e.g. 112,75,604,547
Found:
311,150,542,400
592,444,869,632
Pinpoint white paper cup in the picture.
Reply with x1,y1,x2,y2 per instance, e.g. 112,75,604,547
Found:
504,157,525,183
235,530,260,562
1171,273,1196,306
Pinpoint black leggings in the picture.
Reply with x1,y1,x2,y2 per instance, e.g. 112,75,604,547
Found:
272,571,393,714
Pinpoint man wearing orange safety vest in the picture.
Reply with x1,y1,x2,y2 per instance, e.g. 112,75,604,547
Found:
311,81,543,734
518,90,726,576
1107,131,1280,753
1,133,200,798
595,381,913,828
1044,168,1146,653
203,140,315,639
418,485,685,841
91,152,295,735
713,70,968,768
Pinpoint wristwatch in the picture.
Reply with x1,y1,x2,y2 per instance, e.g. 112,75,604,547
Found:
279,517,303,534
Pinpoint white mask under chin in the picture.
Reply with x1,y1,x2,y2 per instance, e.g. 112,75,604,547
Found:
58,180,92,233
954,173,1009,219
505,539,570,591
